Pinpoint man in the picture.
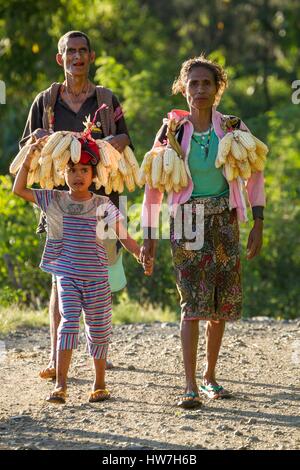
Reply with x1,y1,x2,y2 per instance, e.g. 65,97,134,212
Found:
20,31,132,377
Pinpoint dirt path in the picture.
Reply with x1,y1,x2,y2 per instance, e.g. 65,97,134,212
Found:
0,318,299,450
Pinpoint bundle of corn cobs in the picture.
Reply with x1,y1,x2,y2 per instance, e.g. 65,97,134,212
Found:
215,130,268,181
139,146,188,193
139,118,189,193
9,131,141,194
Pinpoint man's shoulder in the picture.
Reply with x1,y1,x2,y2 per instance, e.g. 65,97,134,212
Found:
32,83,61,105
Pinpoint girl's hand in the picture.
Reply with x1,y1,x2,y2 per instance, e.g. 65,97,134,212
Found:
23,137,46,170
246,219,263,259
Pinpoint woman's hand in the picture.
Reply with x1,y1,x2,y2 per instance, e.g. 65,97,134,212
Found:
246,219,263,260
108,134,130,153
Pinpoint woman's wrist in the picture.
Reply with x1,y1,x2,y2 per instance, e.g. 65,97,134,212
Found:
253,218,264,229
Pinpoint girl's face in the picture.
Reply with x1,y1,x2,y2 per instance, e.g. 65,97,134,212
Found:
183,66,217,111
65,163,93,194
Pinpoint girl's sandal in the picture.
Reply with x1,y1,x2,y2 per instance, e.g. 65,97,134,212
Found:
88,389,111,403
39,367,56,380
46,389,67,404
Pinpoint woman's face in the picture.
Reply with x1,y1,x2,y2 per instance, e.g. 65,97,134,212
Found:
184,66,217,111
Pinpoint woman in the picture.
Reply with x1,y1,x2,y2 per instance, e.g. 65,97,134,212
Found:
141,55,265,408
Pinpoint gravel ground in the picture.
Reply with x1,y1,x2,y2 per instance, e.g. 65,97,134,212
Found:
0,318,299,450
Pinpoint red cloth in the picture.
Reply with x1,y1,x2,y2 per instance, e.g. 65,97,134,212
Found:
78,138,100,165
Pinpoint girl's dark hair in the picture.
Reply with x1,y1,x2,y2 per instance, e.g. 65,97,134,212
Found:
58,31,91,54
172,54,228,105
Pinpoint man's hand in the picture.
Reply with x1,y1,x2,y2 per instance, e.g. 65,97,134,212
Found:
32,128,52,140
108,134,130,153
246,219,263,260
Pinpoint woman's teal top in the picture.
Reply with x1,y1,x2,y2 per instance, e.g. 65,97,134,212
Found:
189,128,229,198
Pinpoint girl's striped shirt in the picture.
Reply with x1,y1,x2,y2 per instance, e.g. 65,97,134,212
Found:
33,189,123,281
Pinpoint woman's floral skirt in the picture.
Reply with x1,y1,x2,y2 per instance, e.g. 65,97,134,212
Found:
170,196,242,321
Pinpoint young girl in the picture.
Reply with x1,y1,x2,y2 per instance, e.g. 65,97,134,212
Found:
13,138,148,404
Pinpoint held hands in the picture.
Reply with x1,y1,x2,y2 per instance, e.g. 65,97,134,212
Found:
246,219,263,260
140,239,156,276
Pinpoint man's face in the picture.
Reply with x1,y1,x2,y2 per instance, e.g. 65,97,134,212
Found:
57,36,95,78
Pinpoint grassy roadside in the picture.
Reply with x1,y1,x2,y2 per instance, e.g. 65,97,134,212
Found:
0,299,178,337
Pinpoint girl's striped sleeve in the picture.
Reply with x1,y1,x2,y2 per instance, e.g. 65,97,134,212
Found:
32,189,55,212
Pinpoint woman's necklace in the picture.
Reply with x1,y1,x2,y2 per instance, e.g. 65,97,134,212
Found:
191,126,212,158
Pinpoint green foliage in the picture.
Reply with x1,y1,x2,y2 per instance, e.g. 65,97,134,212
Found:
0,176,50,307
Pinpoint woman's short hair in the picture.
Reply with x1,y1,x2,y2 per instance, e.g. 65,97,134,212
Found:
172,54,228,106
58,31,91,54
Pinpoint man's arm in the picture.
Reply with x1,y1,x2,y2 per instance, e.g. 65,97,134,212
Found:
19,93,50,148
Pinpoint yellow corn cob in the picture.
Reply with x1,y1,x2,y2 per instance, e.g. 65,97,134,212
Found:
117,176,124,193
44,178,54,190
111,171,122,192
160,170,168,186
252,135,269,157
179,159,188,188
33,165,41,184
98,143,111,167
151,152,163,188
118,155,129,176
29,149,41,171
27,171,35,186
97,163,109,186
234,130,256,151
9,145,30,175
123,146,139,168
224,162,235,181
227,153,237,167
107,141,122,161
138,167,147,186
140,151,153,174
165,176,173,193
215,132,233,167
70,137,81,164
171,155,181,186
132,165,142,188
124,173,135,192
55,149,71,173
163,147,176,175
53,166,65,187
247,149,257,164
173,183,181,193
145,172,153,189
93,177,102,190
233,167,240,180
231,139,245,161
41,131,64,155
157,184,165,193
250,157,265,172
52,133,72,160
105,176,113,195
39,154,53,181
237,159,251,179
109,153,119,172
